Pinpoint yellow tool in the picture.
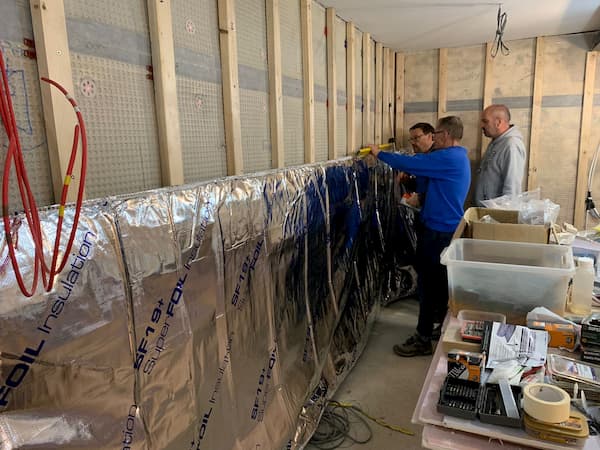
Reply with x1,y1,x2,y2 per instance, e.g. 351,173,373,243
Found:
355,143,394,158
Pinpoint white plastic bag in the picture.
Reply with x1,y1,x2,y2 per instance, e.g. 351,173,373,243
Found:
480,188,559,225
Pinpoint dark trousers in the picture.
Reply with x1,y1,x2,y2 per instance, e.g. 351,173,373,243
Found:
415,226,453,338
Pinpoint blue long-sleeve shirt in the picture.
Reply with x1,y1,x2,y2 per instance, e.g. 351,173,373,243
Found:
378,146,471,232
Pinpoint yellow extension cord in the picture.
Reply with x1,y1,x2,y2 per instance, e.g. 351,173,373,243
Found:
328,400,414,436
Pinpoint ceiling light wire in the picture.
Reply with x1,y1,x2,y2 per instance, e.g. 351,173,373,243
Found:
491,4,510,57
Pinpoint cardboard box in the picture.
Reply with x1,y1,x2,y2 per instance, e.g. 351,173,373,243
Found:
528,321,577,350
452,207,550,243
447,350,485,382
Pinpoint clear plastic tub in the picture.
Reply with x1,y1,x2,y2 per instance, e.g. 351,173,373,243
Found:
441,239,575,324
457,309,506,324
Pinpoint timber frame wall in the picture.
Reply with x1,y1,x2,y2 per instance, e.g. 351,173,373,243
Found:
22,2,600,226
403,35,599,226
26,1,398,204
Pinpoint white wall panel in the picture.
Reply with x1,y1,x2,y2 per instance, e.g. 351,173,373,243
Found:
236,0,271,173
172,0,227,182
66,0,162,197
72,55,161,196
281,0,304,167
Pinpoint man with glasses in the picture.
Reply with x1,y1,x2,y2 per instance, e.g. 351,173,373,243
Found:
370,116,471,357
408,122,435,154
474,104,526,206
402,123,435,208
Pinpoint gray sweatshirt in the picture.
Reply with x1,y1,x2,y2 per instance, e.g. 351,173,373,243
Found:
474,125,526,206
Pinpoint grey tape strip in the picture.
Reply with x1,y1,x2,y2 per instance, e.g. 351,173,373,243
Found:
282,76,303,98
356,96,363,110
67,18,152,67
541,94,583,108
406,94,597,113
238,65,268,92
493,95,585,109
314,84,327,103
491,96,531,109
175,47,221,84
447,99,483,112
404,101,436,114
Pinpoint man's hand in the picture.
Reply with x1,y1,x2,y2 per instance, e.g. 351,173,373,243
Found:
405,193,421,208
369,144,380,157
396,172,411,183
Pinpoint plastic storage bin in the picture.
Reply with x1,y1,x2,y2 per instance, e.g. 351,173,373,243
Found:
441,239,575,324
457,310,506,324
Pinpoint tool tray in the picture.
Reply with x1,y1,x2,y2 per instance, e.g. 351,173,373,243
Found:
479,383,523,427
437,377,480,420
437,376,522,427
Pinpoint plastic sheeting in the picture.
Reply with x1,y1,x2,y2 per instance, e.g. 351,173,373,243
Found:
0,159,400,449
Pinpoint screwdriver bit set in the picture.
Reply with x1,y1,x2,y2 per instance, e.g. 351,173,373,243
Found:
437,376,523,426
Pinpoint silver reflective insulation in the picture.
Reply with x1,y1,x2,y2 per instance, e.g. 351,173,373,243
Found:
0,160,397,449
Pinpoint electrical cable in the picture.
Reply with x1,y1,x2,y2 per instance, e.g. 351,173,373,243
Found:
491,4,510,58
330,401,413,436
309,402,372,449
309,400,413,449
0,47,87,297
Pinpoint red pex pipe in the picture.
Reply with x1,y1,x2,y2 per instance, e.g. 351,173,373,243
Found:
1,47,87,297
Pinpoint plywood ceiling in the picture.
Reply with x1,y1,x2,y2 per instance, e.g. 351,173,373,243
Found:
317,0,600,51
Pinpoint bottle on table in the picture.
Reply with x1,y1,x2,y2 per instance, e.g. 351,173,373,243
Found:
568,256,595,315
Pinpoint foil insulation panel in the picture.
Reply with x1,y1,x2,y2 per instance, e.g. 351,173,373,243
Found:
0,202,137,449
0,160,398,450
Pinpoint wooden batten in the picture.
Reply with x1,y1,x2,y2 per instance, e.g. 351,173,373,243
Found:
574,51,598,228
437,47,448,120
382,48,390,141
300,0,315,163
395,52,404,146
346,22,355,155
30,0,86,200
528,36,544,190
481,42,494,157
266,0,284,168
326,8,336,159
362,33,371,146
217,0,243,175
374,42,383,144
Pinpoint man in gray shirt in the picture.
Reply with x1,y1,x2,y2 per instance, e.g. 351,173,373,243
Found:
474,104,526,206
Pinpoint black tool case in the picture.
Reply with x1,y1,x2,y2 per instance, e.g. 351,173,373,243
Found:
437,376,523,427
437,377,480,420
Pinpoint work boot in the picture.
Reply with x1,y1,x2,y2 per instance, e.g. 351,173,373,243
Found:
393,334,433,357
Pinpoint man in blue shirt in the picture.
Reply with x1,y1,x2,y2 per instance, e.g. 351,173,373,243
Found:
370,116,471,356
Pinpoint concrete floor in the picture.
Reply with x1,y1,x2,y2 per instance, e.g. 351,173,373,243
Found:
308,298,431,450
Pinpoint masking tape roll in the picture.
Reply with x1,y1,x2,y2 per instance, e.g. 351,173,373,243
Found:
523,383,570,424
